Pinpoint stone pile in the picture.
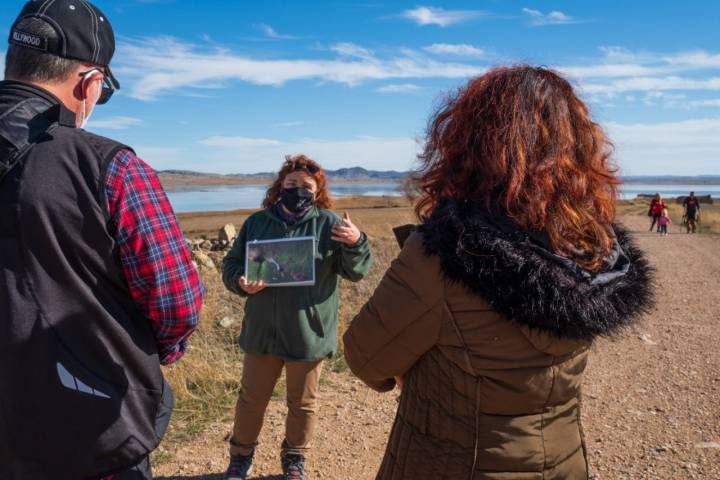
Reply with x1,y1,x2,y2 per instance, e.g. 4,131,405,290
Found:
187,223,238,272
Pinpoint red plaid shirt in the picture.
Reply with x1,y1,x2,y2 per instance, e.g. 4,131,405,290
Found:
105,149,203,365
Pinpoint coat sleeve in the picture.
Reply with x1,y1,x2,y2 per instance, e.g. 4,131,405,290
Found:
343,232,444,392
222,219,251,297
334,232,373,282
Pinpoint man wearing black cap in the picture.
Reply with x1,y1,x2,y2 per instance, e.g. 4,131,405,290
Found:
0,1,203,479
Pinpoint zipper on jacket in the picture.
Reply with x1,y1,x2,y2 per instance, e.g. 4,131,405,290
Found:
272,222,290,350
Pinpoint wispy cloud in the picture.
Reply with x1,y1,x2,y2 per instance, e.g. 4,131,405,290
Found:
198,135,420,172
581,76,720,95
256,23,301,40
690,99,720,107
116,37,485,100
556,47,720,98
331,42,375,60
200,136,282,148
274,121,306,128
112,36,720,115
641,91,688,107
87,116,143,130
400,6,488,27
606,118,720,174
423,43,485,58
376,83,423,94
522,8,578,26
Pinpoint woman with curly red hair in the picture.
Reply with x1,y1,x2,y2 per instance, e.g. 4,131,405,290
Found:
222,154,372,480
344,66,653,479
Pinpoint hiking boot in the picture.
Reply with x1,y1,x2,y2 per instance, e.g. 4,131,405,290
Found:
225,451,254,480
281,453,306,480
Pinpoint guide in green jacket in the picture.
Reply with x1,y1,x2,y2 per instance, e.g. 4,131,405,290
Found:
221,155,372,479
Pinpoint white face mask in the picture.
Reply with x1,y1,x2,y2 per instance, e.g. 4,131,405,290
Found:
78,72,101,129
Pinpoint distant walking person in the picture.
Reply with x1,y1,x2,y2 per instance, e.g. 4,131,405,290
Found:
658,208,672,236
0,2,203,479
222,155,372,480
344,66,654,480
683,191,701,234
649,193,665,232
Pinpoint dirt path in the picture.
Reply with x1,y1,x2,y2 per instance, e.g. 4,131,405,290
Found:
156,215,720,480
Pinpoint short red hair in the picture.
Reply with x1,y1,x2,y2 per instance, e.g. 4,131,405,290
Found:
262,154,333,210
415,66,620,272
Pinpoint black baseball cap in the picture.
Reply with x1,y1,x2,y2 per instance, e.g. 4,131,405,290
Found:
9,0,120,101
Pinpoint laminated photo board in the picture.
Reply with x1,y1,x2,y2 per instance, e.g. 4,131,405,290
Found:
245,236,316,287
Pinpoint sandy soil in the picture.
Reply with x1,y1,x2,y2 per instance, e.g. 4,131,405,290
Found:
155,214,720,480
176,197,412,238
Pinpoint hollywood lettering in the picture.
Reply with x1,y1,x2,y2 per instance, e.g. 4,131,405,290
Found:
12,30,43,48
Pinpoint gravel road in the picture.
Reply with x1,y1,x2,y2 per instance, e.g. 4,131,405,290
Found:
156,214,720,480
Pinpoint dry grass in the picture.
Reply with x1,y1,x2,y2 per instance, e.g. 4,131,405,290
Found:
177,196,412,238
160,272,244,442
697,205,720,233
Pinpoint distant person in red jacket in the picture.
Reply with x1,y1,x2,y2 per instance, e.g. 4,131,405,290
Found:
683,191,701,234
648,193,665,232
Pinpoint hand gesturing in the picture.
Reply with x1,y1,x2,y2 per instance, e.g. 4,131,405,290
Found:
331,211,362,245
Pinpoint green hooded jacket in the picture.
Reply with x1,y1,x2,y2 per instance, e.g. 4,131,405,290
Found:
223,207,372,361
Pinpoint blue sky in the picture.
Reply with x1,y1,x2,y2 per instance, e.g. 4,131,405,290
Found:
2,0,720,175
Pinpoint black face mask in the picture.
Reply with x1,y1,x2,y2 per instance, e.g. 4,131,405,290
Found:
280,187,315,213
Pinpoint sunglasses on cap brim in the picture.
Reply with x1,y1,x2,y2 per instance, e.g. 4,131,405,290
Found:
287,161,319,175
78,66,120,105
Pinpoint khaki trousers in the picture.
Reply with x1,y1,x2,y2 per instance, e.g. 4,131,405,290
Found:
230,353,324,457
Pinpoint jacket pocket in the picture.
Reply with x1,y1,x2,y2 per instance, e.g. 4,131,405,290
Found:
304,293,325,338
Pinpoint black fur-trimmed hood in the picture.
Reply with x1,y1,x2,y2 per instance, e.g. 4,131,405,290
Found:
419,200,654,341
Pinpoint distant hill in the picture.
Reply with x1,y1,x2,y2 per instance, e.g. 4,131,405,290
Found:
325,167,406,180
623,175,720,185
158,170,720,189
157,167,409,189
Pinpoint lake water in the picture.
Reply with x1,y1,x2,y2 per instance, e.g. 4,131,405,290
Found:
619,184,720,200
167,183,403,213
166,183,718,213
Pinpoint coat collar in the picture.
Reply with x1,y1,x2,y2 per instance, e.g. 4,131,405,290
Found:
0,80,77,127
262,205,319,228
419,199,655,340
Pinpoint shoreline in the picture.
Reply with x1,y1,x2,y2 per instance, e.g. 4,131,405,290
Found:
160,175,720,191
175,196,706,218
160,176,404,191
176,196,719,239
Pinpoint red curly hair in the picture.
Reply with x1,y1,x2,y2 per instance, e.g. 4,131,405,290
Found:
262,154,333,209
416,65,620,272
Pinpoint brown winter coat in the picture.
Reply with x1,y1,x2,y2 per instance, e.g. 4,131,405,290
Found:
344,200,653,480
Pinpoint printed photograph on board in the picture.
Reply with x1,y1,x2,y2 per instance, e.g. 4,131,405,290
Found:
245,236,316,287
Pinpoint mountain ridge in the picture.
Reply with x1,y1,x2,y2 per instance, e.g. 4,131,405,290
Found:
159,167,409,181
158,169,720,184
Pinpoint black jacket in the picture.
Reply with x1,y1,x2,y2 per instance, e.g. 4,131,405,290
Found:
0,81,170,479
